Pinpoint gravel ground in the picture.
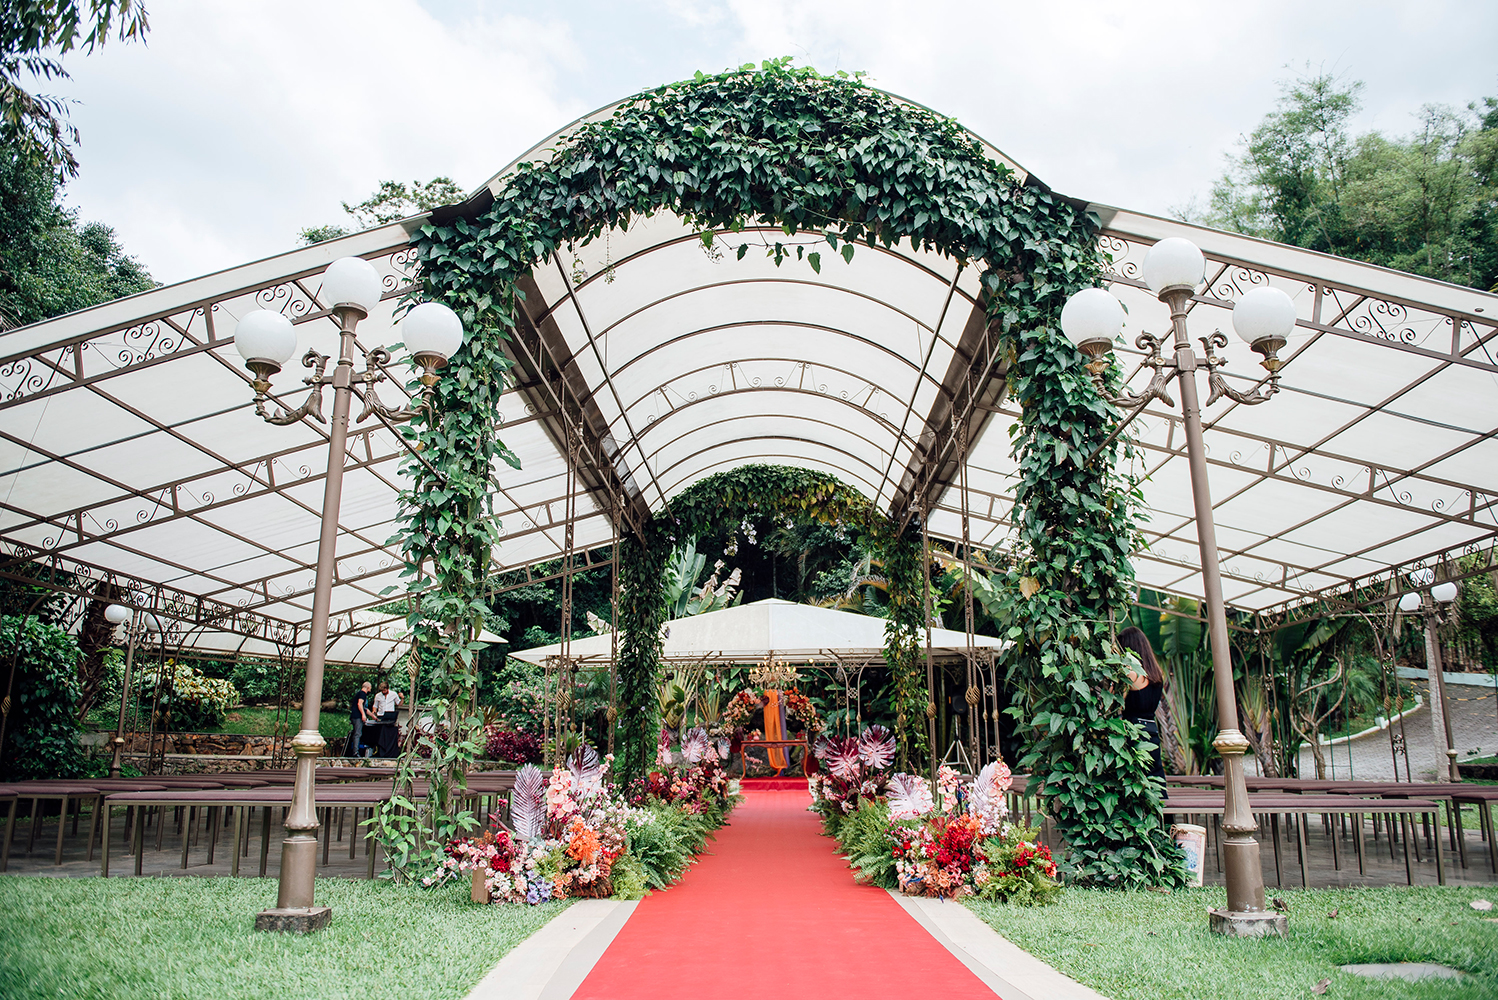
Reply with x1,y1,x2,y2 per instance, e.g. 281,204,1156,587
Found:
1289,679,1498,780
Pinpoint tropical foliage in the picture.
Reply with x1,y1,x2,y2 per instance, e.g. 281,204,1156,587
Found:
1194,71,1498,291
0,614,95,780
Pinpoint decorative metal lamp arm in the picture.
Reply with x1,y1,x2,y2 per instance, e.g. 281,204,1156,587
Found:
1199,331,1281,407
1084,332,1177,412
354,348,442,424
254,350,331,425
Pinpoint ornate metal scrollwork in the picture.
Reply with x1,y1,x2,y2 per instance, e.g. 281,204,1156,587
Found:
255,349,330,425
1085,332,1176,412
1199,331,1280,407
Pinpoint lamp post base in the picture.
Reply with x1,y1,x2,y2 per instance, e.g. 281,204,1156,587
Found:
254,906,332,934
1209,909,1287,938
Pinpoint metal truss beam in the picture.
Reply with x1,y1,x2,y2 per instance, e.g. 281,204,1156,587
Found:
891,297,1003,532
509,274,652,538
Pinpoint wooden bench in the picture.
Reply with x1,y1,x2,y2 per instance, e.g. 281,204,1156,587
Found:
1163,792,1444,887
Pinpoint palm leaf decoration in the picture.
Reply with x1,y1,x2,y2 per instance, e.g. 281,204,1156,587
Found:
681,726,711,764
568,742,603,791
820,736,861,782
886,772,934,819
509,763,547,841
857,725,895,770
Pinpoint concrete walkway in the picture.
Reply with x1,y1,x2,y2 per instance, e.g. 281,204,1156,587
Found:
465,791,1107,1000
1294,678,1498,781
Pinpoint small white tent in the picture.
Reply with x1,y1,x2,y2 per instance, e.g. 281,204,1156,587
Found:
507,598,1006,665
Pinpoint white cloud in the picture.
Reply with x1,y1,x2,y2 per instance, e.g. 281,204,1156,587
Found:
50,0,1498,285
61,0,587,282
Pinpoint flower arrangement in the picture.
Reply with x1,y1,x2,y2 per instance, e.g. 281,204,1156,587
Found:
717,687,821,737
718,689,763,735
809,725,897,815
783,690,821,734
431,741,737,906
827,757,1059,905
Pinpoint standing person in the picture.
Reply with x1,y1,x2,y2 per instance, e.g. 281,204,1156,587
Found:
371,681,403,758
1117,626,1167,780
349,681,373,757
372,680,401,722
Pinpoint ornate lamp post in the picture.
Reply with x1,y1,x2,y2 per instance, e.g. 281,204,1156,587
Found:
104,603,160,778
235,257,465,933
1061,237,1297,937
1398,572,1461,781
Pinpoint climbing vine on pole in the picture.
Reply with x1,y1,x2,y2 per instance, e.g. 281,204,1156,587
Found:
402,58,1177,881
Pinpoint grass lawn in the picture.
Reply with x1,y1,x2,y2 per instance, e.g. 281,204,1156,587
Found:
0,876,567,1000
969,885,1498,1000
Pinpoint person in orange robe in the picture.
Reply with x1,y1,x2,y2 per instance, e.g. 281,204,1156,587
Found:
764,689,788,773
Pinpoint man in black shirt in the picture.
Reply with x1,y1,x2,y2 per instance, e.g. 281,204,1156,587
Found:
349,682,373,757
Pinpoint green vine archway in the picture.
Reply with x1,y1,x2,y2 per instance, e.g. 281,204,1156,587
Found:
401,59,1183,886
619,464,924,780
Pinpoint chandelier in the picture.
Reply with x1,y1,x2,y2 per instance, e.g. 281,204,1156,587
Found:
749,657,799,689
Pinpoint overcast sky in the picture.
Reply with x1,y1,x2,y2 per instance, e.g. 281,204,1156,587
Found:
51,0,1498,285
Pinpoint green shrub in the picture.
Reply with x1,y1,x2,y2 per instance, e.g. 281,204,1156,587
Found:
148,661,239,730
227,658,284,702
0,615,96,780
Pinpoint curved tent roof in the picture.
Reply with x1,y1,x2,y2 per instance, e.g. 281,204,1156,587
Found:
1,90,1494,663
508,598,1004,665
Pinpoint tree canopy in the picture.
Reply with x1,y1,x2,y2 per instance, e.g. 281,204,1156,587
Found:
1194,71,1498,291
299,176,464,245
0,152,154,329
2,0,149,179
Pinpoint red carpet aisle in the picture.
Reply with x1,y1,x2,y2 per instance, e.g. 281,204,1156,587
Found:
570,786,999,999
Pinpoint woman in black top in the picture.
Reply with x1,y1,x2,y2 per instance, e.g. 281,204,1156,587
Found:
1117,626,1166,779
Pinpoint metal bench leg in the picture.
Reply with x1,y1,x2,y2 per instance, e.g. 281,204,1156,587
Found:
1433,809,1445,885
27,797,42,855
206,806,219,866
259,807,272,877
1401,813,1415,885
1330,811,1341,871
180,807,192,869
1484,802,1498,875
322,807,332,866
1354,812,1366,877
54,794,69,865
1296,813,1309,888
231,807,243,877
86,796,100,863
101,804,111,877
1270,813,1283,887
133,806,145,877
1,797,17,872
349,808,358,859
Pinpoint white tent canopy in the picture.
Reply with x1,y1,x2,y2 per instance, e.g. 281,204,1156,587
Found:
1,90,1494,663
507,598,1005,665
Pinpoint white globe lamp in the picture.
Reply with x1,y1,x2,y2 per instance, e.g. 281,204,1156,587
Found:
1060,287,1124,359
1142,237,1205,295
1232,287,1297,370
321,257,383,315
401,302,466,372
234,310,298,379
